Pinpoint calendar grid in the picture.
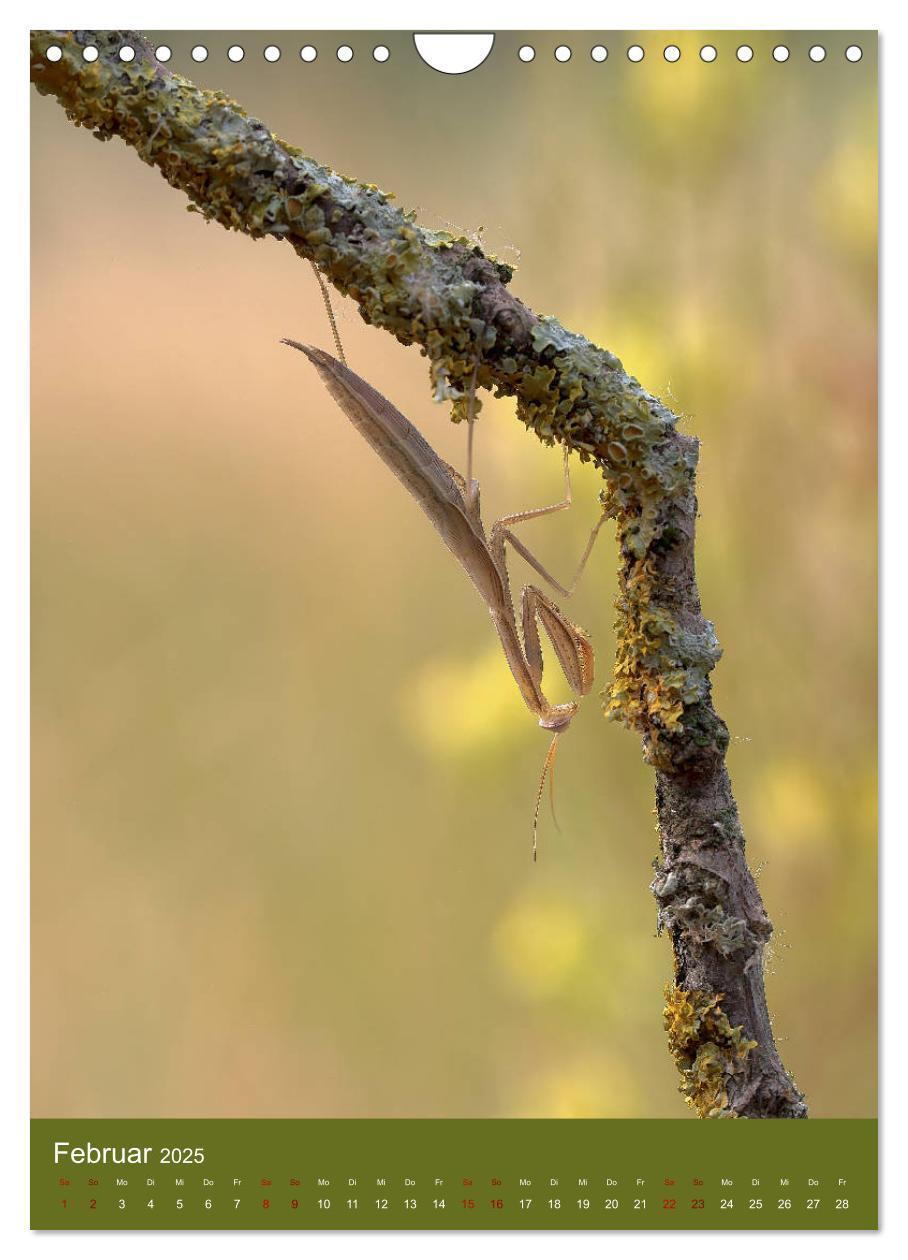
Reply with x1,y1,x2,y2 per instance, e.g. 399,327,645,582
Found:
32,1119,877,1230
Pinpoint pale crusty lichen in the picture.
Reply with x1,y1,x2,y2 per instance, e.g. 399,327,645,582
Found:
663,984,758,1118
30,29,722,756
651,865,758,960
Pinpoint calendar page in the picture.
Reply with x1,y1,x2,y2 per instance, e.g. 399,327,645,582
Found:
29,25,877,1232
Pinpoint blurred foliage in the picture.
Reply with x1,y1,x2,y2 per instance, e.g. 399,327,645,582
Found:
31,31,875,1118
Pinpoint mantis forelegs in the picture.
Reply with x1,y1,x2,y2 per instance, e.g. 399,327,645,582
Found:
484,449,605,861
520,585,595,702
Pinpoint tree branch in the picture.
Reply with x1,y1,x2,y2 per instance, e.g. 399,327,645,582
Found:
30,29,807,1117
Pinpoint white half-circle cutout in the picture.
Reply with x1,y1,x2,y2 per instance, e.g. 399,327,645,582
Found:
414,33,494,74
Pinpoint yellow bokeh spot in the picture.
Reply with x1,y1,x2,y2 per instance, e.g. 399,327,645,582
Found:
591,317,670,404
815,139,877,255
631,48,713,135
752,761,830,854
400,644,528,758
514,1055,642,1118
492,894,587,1000
848,769,878,852
624,38,759,165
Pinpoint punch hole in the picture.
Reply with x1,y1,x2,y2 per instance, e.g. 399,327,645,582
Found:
663,45,681,62
118,46,136,62
300,46,317,63
82,45,99,63
228,45,245,62
264,45,281,62
845,45,863,62
554,45,572,63
413,34,494,74
700,45,717,62
591,45,608,62
518,45,535,62
191,45,208,63
772,45,790,62
45,45,62,62
373,45,390,62
155,45,172,63
337,45,354,62
627,45,644,63
809,45,826,62
736,45,754,62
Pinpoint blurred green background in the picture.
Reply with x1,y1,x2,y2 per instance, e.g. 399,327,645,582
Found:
31,31,876,1118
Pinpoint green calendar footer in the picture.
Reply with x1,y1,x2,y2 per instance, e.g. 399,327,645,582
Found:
31,1118,877,1230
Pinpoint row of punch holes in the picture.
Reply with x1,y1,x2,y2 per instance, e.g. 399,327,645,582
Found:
47,39,865,70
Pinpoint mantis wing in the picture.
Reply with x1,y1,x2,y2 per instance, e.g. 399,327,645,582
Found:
283,341,508,613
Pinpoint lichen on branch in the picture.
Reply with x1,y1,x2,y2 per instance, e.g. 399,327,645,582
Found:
664,985,758,1118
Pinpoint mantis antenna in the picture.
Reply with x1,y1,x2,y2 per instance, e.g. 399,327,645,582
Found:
533,733,562,863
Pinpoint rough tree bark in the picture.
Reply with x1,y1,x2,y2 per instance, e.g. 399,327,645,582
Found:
30,29,807,1118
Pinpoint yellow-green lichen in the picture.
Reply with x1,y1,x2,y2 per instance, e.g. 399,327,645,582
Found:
663,984,758,1118
607,557,722,747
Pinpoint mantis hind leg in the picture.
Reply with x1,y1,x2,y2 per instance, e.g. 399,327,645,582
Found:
309,261,347,366
501,513,608,600
495,446,573,531
490,449,608,599
464,361,480,508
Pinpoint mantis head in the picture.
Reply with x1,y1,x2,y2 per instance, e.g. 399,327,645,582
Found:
538,702,578,734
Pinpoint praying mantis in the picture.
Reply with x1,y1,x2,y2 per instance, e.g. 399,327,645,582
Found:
281,335,608,859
